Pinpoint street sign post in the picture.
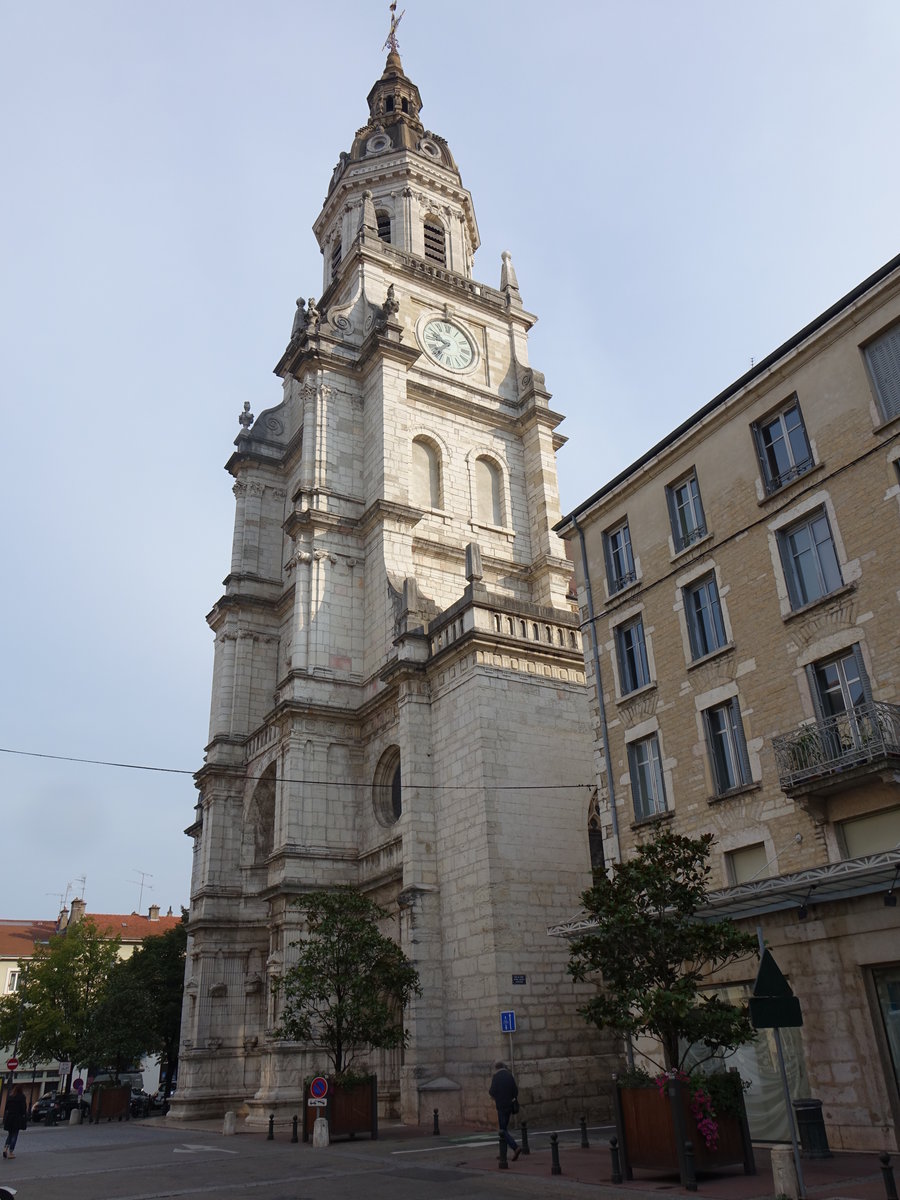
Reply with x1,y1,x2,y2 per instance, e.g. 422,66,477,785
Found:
309,1076,329,1098
500,1011,516,1033
5,1058,17,1072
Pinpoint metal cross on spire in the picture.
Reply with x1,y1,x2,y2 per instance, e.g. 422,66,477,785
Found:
383,1,405,54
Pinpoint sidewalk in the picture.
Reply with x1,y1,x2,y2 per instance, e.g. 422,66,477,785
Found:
448,1126,894,1200
150,1112,898,1199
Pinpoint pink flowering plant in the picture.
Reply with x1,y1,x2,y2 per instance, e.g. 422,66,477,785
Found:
655,1070,719,1149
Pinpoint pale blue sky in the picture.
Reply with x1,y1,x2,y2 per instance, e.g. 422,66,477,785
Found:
2,0,898,917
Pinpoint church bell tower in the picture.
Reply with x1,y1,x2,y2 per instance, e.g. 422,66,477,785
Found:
177,13,615,1128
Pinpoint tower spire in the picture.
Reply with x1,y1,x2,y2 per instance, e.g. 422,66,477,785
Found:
383,1,405,57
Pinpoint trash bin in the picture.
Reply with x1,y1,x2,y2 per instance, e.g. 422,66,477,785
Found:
792,1098,832,1158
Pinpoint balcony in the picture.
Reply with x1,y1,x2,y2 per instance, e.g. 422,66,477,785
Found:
773,702,900,795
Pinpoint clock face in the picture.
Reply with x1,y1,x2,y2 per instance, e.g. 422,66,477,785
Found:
422,319,474,369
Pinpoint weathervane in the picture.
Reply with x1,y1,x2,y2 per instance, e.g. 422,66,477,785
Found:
383,1,405,54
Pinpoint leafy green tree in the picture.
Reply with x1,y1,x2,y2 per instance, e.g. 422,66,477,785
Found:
81,956,150,1081
276,888,421,1076
125,917,187,1093
567,828,758,1072
0,919,121,1068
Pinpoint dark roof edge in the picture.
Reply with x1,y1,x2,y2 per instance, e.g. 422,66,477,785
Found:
556,250,900,532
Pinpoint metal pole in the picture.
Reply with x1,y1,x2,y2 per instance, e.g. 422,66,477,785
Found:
757,926,806,1199
508,1030,515,1078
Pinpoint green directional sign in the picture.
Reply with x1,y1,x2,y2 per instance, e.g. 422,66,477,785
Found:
749,948,803,1029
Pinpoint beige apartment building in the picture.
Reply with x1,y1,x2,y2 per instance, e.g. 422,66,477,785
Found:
556,253,900,1151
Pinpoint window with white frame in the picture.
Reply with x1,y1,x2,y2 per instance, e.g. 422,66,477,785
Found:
777,507,842,609
752,398,814,493
615,616,651,695
864,322,900,422
6,969,19,993
684,573,727,660
666,471,707,551
627,734,667,821
703,697,751,795
603,520,636,594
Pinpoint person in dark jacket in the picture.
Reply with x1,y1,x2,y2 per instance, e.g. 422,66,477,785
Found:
3,1085,28,1159
489,1061,520,1160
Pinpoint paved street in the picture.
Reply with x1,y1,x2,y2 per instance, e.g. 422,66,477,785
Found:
0,1117,605,1200
3,1116,894,1200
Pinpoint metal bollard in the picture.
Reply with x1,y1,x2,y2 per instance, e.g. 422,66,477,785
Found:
881,1153,899,1200
267,1114,274,1140
683,1139,698,1192
291,1114,298,1143
433,1108,440,1136
498,1130,509,1169
581,1115,589,1149
550,1132,562,1175
520,1120,530,1156
610,1136,623,1184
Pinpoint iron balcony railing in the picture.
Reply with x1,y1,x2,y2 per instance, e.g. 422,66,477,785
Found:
773,701,900,789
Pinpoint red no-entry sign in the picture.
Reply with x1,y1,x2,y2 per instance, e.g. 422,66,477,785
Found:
6,1058,18,1072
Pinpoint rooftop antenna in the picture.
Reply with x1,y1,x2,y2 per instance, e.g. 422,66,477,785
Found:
73,873,87,899
46,892,65,914
383,0,405,54
131,870,154,911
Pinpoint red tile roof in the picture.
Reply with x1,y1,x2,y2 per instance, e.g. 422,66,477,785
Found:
85,913,181,942
0,920,57,957
0,911,181,959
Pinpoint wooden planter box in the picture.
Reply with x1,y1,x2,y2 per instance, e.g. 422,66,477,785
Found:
302,1075,378,1142
613,1076,755,1185
90,1085,130,1123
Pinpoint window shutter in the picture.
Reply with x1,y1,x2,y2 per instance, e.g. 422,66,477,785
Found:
866,325,900,421
731,697,752,785
665,484,680,549
750,420,771,489
777,529,800,608
701,709,721,793
850,643,875,706
805,663,827,724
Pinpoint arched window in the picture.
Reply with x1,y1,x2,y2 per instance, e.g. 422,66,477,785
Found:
423,217,446,266
385,96,395,113
475,455,502,526
373,746,402,826
250,763,276,864
331,238,342,279
412,437,442,509
376,210,391,243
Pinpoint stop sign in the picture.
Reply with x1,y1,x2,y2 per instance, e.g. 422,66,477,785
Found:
6,1058,18,1072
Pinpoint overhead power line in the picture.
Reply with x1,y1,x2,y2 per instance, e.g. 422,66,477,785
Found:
0,745,592,791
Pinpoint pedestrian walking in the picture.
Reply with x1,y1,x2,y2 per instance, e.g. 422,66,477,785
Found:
3,1085,28,1159
489,1061,520,1160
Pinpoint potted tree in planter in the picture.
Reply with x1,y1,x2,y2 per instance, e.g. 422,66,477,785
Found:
568,828,758,1184
275,888,421,1141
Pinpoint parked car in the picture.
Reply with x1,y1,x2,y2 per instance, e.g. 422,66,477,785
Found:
30,1092,84,1123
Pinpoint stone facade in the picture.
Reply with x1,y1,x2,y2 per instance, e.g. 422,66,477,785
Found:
556,254,900,1151
175,47,616,1128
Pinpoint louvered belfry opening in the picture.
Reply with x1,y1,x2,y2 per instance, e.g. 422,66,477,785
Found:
423,219,446,265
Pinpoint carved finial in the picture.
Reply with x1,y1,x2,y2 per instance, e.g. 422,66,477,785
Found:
383,1,405,54
384,283,400,317
358,190,379,239
238,401,254,431
500,250,519,293
465,542,483,583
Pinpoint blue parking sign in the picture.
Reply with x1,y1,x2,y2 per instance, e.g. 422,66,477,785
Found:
500,1010,516,1033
